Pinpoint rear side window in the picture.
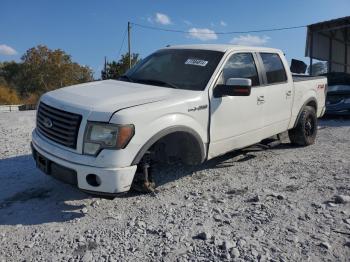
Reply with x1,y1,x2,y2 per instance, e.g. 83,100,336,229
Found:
260,53,287,84
221,53,260,86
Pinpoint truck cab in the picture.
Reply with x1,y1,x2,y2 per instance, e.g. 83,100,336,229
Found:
31,45,327,194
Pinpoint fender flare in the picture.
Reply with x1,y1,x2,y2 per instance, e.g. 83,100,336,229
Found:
131,126,207,165
293,97,318,128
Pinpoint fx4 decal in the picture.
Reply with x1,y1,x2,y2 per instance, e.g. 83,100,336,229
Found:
188,105,208,112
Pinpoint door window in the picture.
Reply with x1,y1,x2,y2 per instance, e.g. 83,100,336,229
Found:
260,53,287,84
218,53,260,86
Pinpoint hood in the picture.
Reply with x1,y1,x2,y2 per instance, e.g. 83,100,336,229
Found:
41,80,193,121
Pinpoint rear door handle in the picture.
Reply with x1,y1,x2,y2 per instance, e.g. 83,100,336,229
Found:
257,95,265,104
286,90,292,97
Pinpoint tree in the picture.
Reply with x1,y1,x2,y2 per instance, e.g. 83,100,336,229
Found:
0,61,22,89
0,45,95,104
101,53,140,80
18,45,93,96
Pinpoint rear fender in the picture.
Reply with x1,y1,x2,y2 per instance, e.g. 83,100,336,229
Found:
291,97,317,128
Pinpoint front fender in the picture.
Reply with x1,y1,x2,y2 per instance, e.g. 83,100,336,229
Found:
109,99,209,166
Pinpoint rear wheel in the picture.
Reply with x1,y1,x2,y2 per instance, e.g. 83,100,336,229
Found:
289,106,317,146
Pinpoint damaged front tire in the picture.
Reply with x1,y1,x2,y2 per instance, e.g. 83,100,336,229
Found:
131,153,156,193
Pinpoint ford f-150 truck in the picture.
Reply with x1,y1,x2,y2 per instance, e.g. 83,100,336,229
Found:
31,44,327,194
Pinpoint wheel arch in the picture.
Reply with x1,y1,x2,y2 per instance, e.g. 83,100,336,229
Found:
131,126,207,166
293,97,318,128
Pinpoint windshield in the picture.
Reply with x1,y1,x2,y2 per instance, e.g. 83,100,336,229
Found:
121,49,224,91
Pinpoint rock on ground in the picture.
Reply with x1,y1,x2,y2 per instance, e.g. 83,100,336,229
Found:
0,111,349,261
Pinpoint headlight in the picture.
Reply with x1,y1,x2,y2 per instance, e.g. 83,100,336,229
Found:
83,122,134,155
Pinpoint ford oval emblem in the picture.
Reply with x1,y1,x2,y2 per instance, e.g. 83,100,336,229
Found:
43,117,53,128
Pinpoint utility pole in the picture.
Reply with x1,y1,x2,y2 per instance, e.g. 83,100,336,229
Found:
103,56,107,79
128,21,131,69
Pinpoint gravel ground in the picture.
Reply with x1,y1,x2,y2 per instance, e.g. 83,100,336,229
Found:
0,111,349,262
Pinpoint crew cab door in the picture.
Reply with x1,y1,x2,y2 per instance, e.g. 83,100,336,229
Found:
208,52,265,158
257,52,293,136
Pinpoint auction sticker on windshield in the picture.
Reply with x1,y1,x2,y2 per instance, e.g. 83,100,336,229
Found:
185,59,208,67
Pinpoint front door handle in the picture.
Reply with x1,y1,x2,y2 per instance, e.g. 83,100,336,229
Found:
257,95,265,104
286,90,292,97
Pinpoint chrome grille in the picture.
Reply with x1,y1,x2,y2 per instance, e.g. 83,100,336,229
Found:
36,102,82,149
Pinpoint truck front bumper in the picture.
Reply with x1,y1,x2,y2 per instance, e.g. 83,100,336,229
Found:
31,141,137,194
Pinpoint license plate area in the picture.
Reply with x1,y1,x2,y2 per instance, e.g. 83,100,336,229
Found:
31,145,78,186
36,152,50,174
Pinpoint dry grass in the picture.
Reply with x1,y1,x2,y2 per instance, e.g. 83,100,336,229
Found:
0,85,21,105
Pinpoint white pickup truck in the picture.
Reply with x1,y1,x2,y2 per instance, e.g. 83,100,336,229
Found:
31,44,327,195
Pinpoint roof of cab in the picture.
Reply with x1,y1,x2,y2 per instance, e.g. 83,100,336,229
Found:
163,44,281,53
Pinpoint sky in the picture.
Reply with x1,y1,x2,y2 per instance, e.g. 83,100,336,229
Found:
1,0,350,78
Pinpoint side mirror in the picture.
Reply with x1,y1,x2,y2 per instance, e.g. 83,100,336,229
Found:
214,78,252,98
290,59,307,74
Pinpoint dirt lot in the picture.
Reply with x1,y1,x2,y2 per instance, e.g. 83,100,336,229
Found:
0,111,349,262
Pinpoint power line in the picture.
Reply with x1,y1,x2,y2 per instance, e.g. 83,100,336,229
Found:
130,22,306,35
116,26,128,59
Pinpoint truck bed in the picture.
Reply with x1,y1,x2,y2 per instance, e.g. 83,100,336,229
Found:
290,75,327,121
292,75,326,82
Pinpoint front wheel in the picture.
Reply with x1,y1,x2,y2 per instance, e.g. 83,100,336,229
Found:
131,153,156,193
288,106,317,146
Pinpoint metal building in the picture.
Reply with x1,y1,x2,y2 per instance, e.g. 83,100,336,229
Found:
305,16,350,75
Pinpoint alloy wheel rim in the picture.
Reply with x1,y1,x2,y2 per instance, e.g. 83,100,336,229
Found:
305,116,315,137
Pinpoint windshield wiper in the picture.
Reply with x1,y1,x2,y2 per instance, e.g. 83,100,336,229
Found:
133,78,179,89
118,75,134,82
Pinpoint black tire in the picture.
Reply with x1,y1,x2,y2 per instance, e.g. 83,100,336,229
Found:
288,106,317,146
